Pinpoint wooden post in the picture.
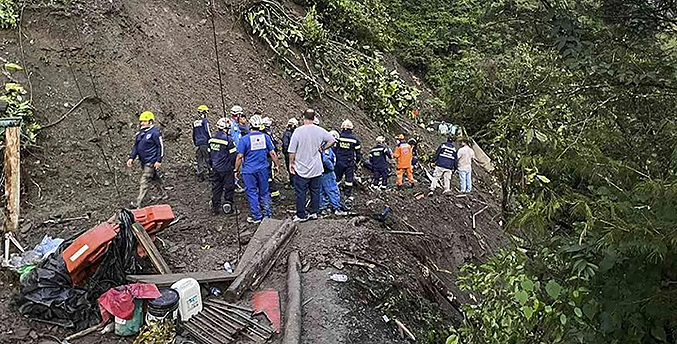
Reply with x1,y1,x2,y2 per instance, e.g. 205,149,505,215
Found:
4,126,20,235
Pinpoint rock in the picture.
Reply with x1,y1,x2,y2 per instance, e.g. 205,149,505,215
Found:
20,221,32,234
332,261,344,270
301,264,310,273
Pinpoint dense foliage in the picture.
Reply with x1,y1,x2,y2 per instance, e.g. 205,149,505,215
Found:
1,63,39,143
294,0,677,342
244,1,419,125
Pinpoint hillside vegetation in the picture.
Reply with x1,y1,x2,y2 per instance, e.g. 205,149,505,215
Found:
286,0,677,343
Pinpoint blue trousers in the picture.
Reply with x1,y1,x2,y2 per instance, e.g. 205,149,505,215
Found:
242,169,271,220
459,170,472,193
319,172,343,211
372,167,388,187
293,175,320,219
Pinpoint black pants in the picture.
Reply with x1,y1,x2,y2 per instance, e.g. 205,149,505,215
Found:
211,169,235,210
373,167,388,187
196,145,210,179
335,162,355,198
284,153,293,186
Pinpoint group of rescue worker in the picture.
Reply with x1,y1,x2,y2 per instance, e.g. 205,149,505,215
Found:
126,105,476,224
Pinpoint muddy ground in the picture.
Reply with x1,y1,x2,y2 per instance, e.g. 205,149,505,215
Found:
0,0,504,343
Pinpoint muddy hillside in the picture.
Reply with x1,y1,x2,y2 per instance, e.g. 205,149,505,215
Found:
0,0,504,343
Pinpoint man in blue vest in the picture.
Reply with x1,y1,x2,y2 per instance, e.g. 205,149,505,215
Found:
209,118,237,215
429,135,458,196
234,115,280,224
193,104,212,182
127,111,166,208
319,130,348,216
334,119,362,204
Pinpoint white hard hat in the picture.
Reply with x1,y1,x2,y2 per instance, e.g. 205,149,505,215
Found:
341,119,354,130
287,118,298,126
216,117,230,130
313,117,320,125
230,105,243,116
329,130,339,139
249,114,263,128
262,117,272,127
376,136,385,143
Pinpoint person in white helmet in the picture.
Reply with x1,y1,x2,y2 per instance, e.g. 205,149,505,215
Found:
368,136,392,189
282,118,298,188
229,105,244,147
234,114,280,223
335,119,362,204
208,118,237,215
319,130,348,216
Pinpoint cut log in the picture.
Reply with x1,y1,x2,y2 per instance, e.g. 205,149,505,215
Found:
126,270,237,286
225,219,297,301
282,251,302,344
235,218,283,274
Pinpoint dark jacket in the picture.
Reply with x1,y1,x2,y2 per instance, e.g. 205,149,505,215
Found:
369,144,391,171
282,128,294,155
433,141,458,170
208,130,237,172
192,116,211,146
336,129,362,166
129,126,164,165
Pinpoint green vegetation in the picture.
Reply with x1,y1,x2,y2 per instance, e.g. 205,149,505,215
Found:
2,63,38,143
0,0,18,28
283,0,677,342
244,1,419,125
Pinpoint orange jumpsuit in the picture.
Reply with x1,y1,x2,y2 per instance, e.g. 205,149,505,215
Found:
392,142,416,186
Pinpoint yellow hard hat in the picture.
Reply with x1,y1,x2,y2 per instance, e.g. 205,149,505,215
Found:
197,104,209,113
139,111,155,121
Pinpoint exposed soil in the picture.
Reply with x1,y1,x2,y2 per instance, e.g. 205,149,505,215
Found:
0,0,504,343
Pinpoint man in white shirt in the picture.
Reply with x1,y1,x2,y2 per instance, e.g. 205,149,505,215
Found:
288,109,336,222
457,138,476,193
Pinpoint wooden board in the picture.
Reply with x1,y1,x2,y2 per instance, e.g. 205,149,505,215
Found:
126,271,238,286
131,223,172,274
4,126,20,234
235,218,283,274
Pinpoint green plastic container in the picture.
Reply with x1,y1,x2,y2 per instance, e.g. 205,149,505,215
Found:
115,299,143,336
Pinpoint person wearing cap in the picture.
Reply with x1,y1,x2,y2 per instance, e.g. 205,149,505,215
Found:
193,105,212,182
208,118,237,215
282,118,298,188
429,135,458,196
369,136,391,189
127,111,166,208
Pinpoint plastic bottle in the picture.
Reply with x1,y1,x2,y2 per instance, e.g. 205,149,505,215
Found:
223,262,233,274
210,287,221,296
330,274,348,282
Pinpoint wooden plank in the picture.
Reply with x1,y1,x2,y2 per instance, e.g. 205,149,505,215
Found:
126,270,238,286
235,218,282,274
131,223,172,274
225,220,297,301
4,126,20,234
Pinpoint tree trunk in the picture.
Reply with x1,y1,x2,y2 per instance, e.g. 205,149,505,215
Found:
281,251,302,344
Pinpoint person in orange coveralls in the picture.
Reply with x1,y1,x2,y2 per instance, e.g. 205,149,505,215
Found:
392,134,416,188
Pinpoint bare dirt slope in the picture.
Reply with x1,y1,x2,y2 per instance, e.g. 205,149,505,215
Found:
0,0,504,343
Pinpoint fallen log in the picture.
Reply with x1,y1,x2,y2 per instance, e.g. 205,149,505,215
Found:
225,219,297,301
126,270,238,286
131,223,171,274
281,251,302,344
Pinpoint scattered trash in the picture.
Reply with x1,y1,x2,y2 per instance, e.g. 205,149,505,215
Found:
115,299,143,336
223,262,233,273
34,235,64,258
300,264,310,273
329,273,348,282
332,261,344,270
133,317,174,344
415,193,425,200
200,245,210,250
376,206,391,222
210,286,222,296
382,315,390,323
7,234,63,271
253,289,282,333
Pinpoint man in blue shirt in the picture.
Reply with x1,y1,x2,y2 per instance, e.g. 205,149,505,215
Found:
193,104,212,182
209,118,237,215
127,111,166,208
429,135,458,196
320,130,348,216
229,105,243,147
234,115,279,224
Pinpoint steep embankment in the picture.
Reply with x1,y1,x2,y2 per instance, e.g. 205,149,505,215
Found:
0,1,503,343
